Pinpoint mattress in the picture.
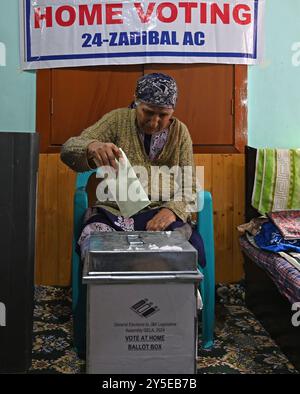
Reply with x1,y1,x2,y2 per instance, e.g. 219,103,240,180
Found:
240,235,300,305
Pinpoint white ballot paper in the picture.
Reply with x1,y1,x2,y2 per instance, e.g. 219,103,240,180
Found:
97,148,151,217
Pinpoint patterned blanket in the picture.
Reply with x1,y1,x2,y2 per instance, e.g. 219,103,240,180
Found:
268,210,300,240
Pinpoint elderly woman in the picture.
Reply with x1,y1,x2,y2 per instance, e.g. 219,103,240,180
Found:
61,73,205,266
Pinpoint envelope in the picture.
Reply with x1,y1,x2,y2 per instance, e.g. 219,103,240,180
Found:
97,148,151,217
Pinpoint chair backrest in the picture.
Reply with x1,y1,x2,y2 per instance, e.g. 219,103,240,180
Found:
75,170,96,189
73,170,96,242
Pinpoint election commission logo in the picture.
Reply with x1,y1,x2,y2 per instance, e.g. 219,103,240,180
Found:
131,298,159,318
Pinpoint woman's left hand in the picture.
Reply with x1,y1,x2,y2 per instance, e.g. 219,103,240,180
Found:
146,208,176,231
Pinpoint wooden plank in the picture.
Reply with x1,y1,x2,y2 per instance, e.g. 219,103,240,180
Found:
194,154,212,193
35,155,47,284
45,154,59,285
232,154,245,282
192,154,212,223
212,155,234,283
223,154,235,282
36,154,59,284
211,155,225,283
36,154,76,285
57,160,76,285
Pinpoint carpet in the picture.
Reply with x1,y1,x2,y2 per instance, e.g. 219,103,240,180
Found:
28,283,298,374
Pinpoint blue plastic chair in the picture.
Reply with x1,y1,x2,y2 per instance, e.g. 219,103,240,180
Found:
72,170,215,356
197,191,215,349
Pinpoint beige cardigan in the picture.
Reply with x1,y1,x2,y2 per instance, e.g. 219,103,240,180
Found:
60,108,196,222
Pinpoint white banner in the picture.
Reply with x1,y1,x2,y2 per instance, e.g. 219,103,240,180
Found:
20,0,264,69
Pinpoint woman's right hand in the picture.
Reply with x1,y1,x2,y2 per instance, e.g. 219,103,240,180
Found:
87,141,121,170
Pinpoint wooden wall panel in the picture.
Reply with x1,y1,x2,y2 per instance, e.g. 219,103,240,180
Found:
37,66,247,154
36,155,76,285
51,66,143,145
35,154,245,285
232,154,246,282
212,155,234,283
194,155,212,192
57,160,77,285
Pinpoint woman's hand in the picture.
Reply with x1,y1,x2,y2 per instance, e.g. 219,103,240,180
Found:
146,208,176,231
87,141,121,170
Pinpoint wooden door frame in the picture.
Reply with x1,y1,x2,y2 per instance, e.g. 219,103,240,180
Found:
36,66,247,154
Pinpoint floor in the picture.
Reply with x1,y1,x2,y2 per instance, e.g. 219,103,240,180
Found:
28,283,299,374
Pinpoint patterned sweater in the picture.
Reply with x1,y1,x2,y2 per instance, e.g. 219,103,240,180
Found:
60,108,196,222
